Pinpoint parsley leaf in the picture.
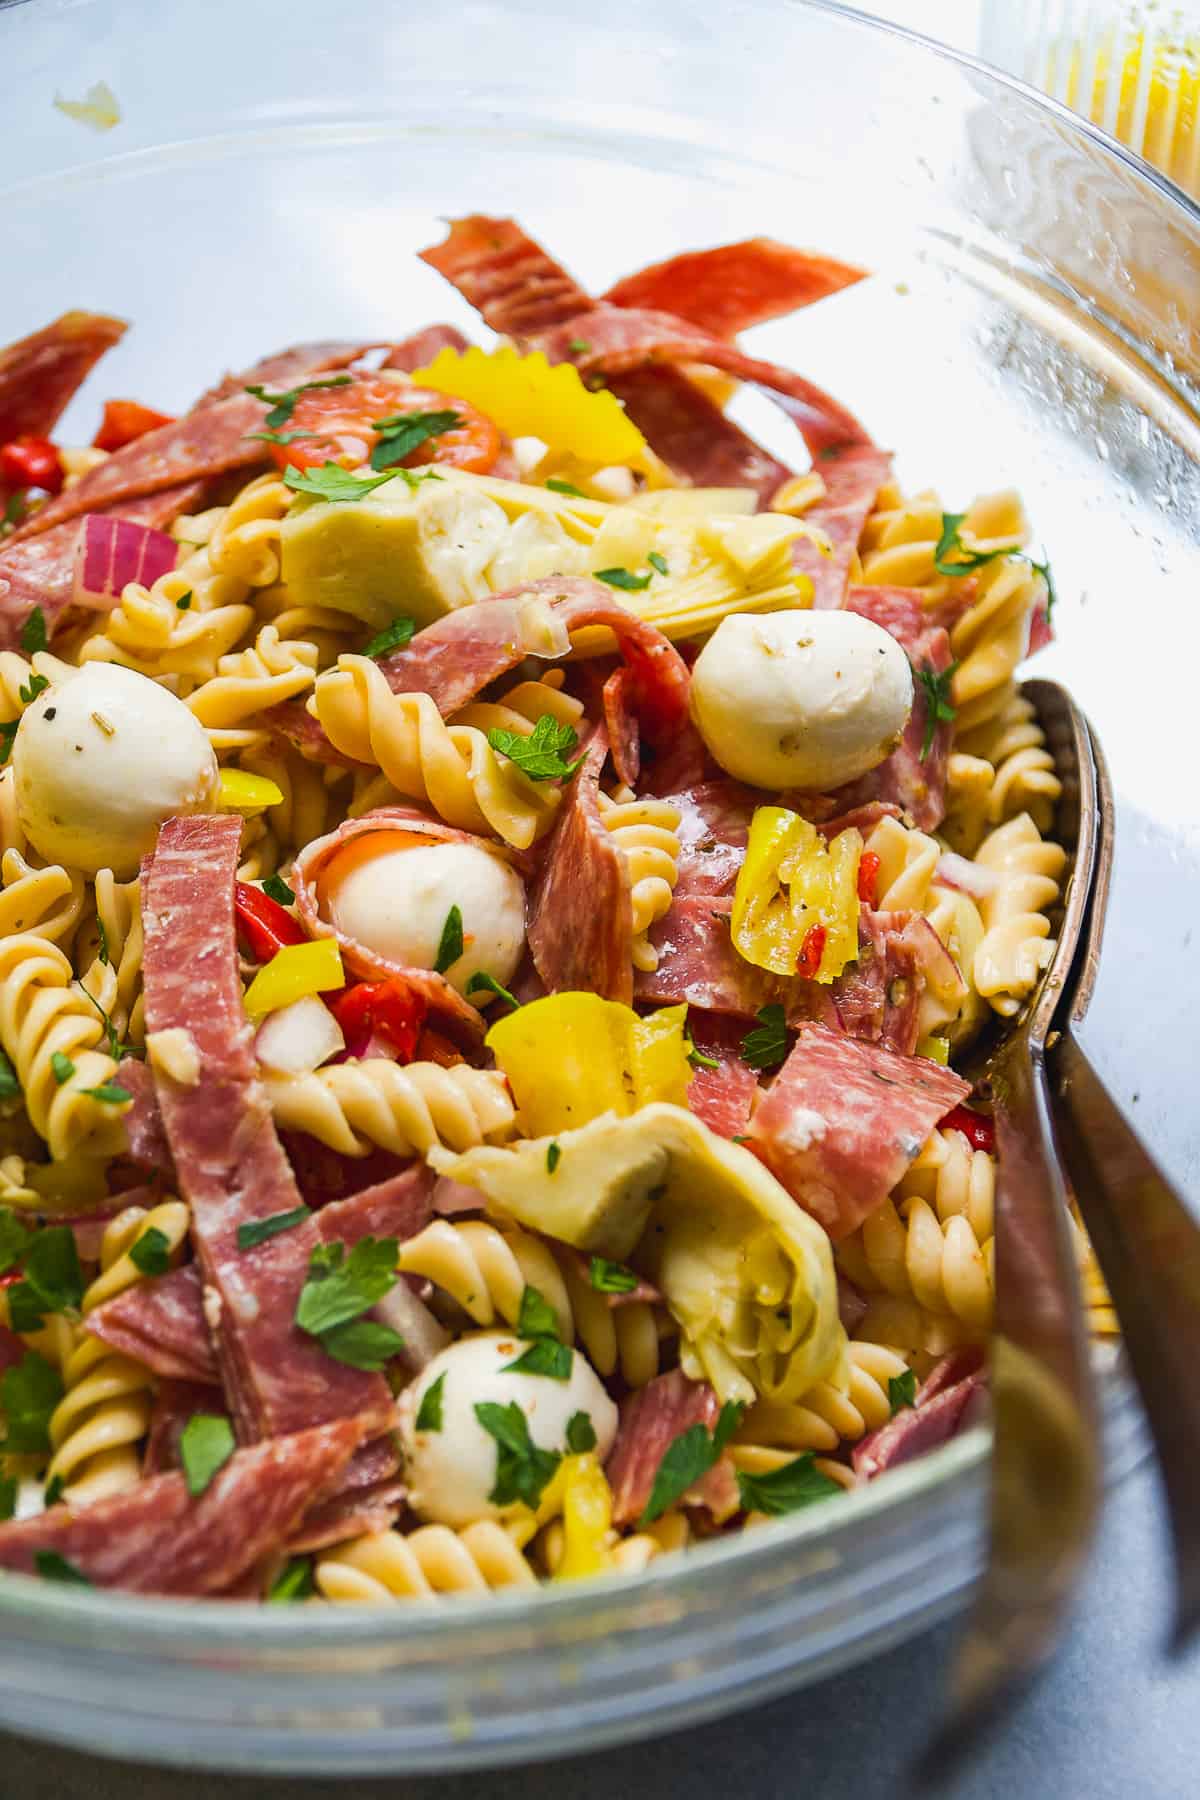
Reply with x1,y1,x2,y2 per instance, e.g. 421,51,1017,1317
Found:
294,1236,398,1339
433,904,463,975
888,1368,918,1414
18,672,49,706
1,1352,64,1454
237,1205,311,1252
245,374,352,430
282,462,400,504
361,616,416,660
0,1207,33,1274
245,427,317,446
474,1400,561,1510
0,1475,15,1521
568,339,592,355
50,1051,74,1086
647,551,669,577
588,1257,638,1295
516,1285,562,1342
179,1413,236,1497
686,1043,720,1070
1031,555,1057,620
78,1082,131,1106
261,873,295,907
19,608,47,656
128,1226,171,1278
545,477,586,498
912,660,958,760
0,1050,19,1102
95,914,109,966
640,1400,744,1525
7,1227,85,1332
487,713,585,782
546,1141,561,1174
465,970,519,1011
415,1370,446,1433
317,1317,406,1371
267,1556,314,1603
0,719,18,767
503,1338,573,1380
43,1474,64,1508
35,1551,91,1586
368,409,462,472
79,985,124,1062
735,1452,841,1517
741,1004,789,1071
175,592,193,611
595,566,652,592
933,512,1009,578
566,1410,597,1454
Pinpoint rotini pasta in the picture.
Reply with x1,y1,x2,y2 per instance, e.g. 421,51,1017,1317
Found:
944,690,1063,854
733,1339,912,1454
315,1522,537,1600
262,1060,515,1159
205,472,292,589
596,788,682,974
0,933,131,1160
972,812,1067,1016
185,625,318,729
76,539,255,690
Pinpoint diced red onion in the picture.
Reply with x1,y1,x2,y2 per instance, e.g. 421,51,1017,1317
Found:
255,994,345,1074
72,513,178,612
935,852,1000,899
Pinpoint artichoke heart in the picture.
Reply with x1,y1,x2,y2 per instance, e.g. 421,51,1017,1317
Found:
431,1102,845,1407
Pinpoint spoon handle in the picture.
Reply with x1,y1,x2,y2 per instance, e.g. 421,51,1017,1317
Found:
1051,1026,1200,1650
921,1030,1101,1778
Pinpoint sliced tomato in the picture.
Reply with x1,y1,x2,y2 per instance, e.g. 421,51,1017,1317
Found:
269,376,501,476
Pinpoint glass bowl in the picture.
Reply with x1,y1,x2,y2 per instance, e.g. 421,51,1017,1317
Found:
0,0,1195,1773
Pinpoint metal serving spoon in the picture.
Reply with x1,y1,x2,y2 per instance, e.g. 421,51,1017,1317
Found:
923,678,1200,1779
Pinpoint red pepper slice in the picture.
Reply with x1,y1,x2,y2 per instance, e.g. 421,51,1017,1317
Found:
856,850,881,906
327,978,427,1063
234,881,308,963
0,436,63,496
941,1104,996,1154
796,923,827,980
93,399,175,453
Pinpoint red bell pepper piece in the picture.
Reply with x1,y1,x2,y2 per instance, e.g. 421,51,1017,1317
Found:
234,882,308,963
0,436,63,496
856,850,881,906
796,923,827,980
941,1104,996,1154
327,978,427,1063
93,399,175,453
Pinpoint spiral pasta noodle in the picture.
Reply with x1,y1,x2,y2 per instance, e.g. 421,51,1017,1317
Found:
0,933,131,1160
76,539,255,690
309,655,569,850
237,745,351,866
261,1059,515,1159
75,868,145,1046
316,1522,537,1601
596,788,682,974
0,851,86,948
972,812,1067,1016
732,1339,911,1457
185,625,318,729
944,690,1063,855
948,556,1048,737
205,472,292,589
536,1506,691,1578
855,485,1029,596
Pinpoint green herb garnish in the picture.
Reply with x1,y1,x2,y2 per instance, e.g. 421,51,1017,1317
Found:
77,1082,131,1106
245,374,352,430
640,1401,744,1525
19,608,47,656
588,1257,638,1295
0,1475,16,1521
932,512,1010,578
369,409,462,472
0,1050,19,1102
912,660,958,760
7,1227,85,1333
294,1237,399,1340
465,971,520,1011
128,1225,171,1278
545,477,586,498
415,1371,446,1433
565,1411,597,1454
179,1414,236,1497
316,1317,406,1371
567,339,592,355
647,551,669,577
50,1051,74,1086
595,566,652,592
282,462,400,504
35,1551,91,1586
267,1557,314,1603
237,1204,311,1252
261,873,295,907
361,616,416,660
473,1400,561,1511
0,1207,33,1274
686,1043,720,1071
888,1369,918,1414
503,1337,573,1381
546,1141,561,1175
18,673,49,706
735,1451,841,1517
487,713,585,782
740,1004,788,1071
433,904,464,975
0,1352,65,1455
516,1285,561,1342
175,592,193,611
42,1473,64,1509
1031,555,1057,620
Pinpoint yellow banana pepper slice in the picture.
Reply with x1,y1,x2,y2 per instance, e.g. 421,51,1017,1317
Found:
218,769,284,814
243,939,344,1019
731,806,862,982
553,1453,615,1581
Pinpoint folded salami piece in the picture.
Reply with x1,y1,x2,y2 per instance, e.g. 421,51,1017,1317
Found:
798,445,894,610
606,1369,737,1528
0,1417,368,1595
602,239,867,337
0,310,126,442
141,813,393,1440
853,1349,987,1479
527,730,633,1004
382,324,470,373
746,1023,969,1240
192,338,381,408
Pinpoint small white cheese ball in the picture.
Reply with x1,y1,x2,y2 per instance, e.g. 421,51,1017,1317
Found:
397,1330,618,1529
689,609,913,791
325,838,526,1000
13,663,220,879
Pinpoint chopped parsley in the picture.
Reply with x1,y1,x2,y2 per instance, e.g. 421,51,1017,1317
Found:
6,1227,85,1333
741,1004,789,1071
0,1050,19,1103
487,713,585,782
18,672,49,706
932,512,1010,579
503,1337,573,1380
1031,555,1057,619
79,986,126,1062
282,462,400,504
1,1352,65,1455
545,477,586,498
245,374,352,430
312,1317,405,1372
566,1410,597,1454
0,1207,33,1274
0,1475,15,1522
567,339,592,355
95,915,110,966
78,1082,131,1106
294,1236,404,1370
912,660,958,759
516,1285,561,1342
128,1225,171,1278
237,1204,311,1252
175,592,193,611
433,904,464,975
473,1400,561,1511
179,1413,236,1497
0,719,18,767
735,1452,841,1517
647,551,669,577
588,1257,638,1295
595,566,652,592
50,1051,74,1086
546,1141,561,1175
267,1556,314,1603
369,409,462,472
261,873,295,907
686,1043,720,1071
19,607,47,656
43,1473,64,1509
245,427,318,446
640,1400,744,1525
465,970,519,1011
415,1370,446,1433
361,616,416,659
888,1368,918,1414
35,1551,92,1587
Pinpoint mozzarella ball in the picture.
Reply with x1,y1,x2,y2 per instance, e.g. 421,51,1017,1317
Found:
13,663,219,879
397,1331,618,1529
323,837,526,999
689,609,913,791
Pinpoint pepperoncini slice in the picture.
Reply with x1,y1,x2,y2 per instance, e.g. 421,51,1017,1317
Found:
731,806,862,982
552,1453,615,1581
242,938,344,1018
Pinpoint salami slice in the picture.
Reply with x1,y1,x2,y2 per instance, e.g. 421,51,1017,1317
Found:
192,339,381,408
684,1015,758,1140
606,1369,737,1527
143,1379,228,1476
853,1349,987,1479
798,446,894,609
113,1054,175,1181
11,394,270,543
527,731,633,1003
419,216,593,337
831,908,924,1056
142,814,393,1440
746,1023,969,1239
85,1162,437,1387
833,588,954,829
602,240,867,338
606,366,792,502
383,324,470,373
635,895,829,1025
0,310,126,442
287,1433,407,1552
666,780,757,899
0,1416,368,1594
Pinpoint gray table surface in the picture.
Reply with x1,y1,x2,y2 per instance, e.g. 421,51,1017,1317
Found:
1,1460,1192,1800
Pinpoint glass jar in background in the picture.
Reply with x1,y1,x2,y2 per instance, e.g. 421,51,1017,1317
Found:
982,1,1199,198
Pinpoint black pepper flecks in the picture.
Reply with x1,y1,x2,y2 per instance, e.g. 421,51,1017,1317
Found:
43,707,56,721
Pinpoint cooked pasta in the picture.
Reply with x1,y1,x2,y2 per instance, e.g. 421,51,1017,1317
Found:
972,812,1067,1016
855,484,1028,595
597,789,682,974
0,933,131,1159
315,1522,537,1601
944,690,1063,854
185,625,318,729
205,472,292,589
262,1060,515,1159
733,1340,911,1454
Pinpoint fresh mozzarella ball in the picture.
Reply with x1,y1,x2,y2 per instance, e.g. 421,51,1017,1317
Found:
689,609,913,791
324,838,526,999
13,663,220,879
397,1331,618,1529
